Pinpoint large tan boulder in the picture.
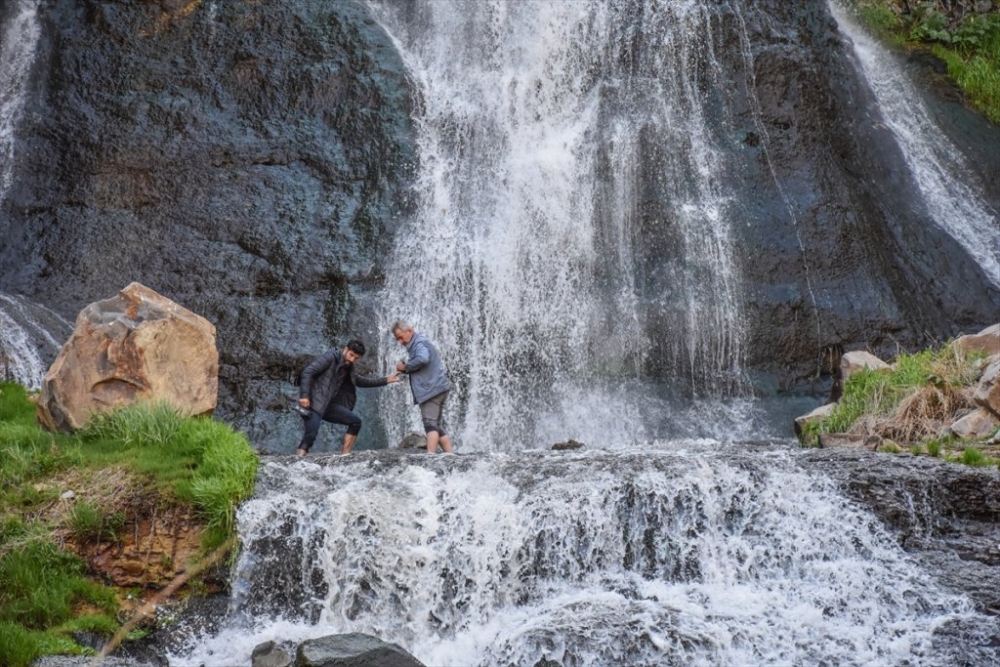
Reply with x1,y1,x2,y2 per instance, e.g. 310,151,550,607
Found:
947,407,999,439
37,283,218,432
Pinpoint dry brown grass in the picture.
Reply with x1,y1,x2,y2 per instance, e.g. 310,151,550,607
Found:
848,385,977,444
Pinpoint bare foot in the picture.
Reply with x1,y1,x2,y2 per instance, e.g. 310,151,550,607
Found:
296,448,307,457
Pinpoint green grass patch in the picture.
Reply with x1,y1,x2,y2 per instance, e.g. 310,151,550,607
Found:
849,1,1000,123
0,382,259,661
958,446,997,467
67,502,126,544
854,0,905,44
78,401,259,544
802,343,993,461
926,439,942,458
935,46,1000,124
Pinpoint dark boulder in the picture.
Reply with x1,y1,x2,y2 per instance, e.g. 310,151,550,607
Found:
296,633,425,667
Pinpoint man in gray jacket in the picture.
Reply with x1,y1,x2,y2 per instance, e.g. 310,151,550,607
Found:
297,339,399,457
393,321,454,454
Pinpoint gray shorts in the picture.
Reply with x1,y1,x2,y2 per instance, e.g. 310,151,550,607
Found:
419,391,449,435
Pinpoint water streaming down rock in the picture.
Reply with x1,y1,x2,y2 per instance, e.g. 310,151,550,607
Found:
370,0,752,450
171,445,998,666
829,2,1000,289
0,292,72,389
0,2,62,389
0,0,40,201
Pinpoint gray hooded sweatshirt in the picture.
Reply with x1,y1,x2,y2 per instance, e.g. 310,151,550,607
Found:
402,331,452,404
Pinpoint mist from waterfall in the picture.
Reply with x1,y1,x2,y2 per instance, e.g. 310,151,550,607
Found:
0,0,40,202
829,1,1000,288
370,0,750,450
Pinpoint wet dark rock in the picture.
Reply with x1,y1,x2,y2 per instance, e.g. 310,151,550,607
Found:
297,633,425,667
399,432,427,449
552,439,585,450
712,2,1000,390
252,640,294,667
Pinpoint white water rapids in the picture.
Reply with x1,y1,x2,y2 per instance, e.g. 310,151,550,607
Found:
172,443,996,666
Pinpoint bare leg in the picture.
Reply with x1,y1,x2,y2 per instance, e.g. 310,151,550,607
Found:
342,433,357,455
425,431,440,454
439,434,453,453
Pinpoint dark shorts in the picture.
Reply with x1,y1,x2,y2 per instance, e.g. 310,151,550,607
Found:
419,391,448,435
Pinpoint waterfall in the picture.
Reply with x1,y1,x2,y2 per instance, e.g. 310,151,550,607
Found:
0,1,54,388
370,0,751,450
0,0,40,202
172,445,996,666
829,1,1000,288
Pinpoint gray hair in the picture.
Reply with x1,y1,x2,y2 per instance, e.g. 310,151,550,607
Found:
391,319,413,334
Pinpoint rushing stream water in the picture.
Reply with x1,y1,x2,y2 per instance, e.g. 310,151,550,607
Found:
172,443,998,666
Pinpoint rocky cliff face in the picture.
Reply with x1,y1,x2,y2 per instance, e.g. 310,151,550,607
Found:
1,0,998,447
1,0,416,444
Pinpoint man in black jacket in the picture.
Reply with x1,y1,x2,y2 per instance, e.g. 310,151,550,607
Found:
297,339,399,456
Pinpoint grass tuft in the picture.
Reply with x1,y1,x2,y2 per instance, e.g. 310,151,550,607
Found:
0,383,259,662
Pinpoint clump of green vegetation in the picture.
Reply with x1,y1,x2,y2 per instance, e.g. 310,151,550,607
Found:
814,345,976,441
0,517,119,667
800,341,1000,467
67,501,125,544
856,0,905,43
80,401,259,550
958,446,991,467
0,382,259,664
926,438,943,457
849,1,1000,123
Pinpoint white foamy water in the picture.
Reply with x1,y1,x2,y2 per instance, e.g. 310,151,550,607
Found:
370,0,749,451
172,444,993,667
0,0,41,201
829,1,1000,288
0,292,71,389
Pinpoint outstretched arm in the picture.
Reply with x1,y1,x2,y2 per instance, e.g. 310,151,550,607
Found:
354,369,401,388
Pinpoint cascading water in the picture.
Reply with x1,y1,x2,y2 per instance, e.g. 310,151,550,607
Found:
0,0,40,202
173,445,997,666
0,1,57,387
371,0,751,450
0,293,72,389
829,1,1000,288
